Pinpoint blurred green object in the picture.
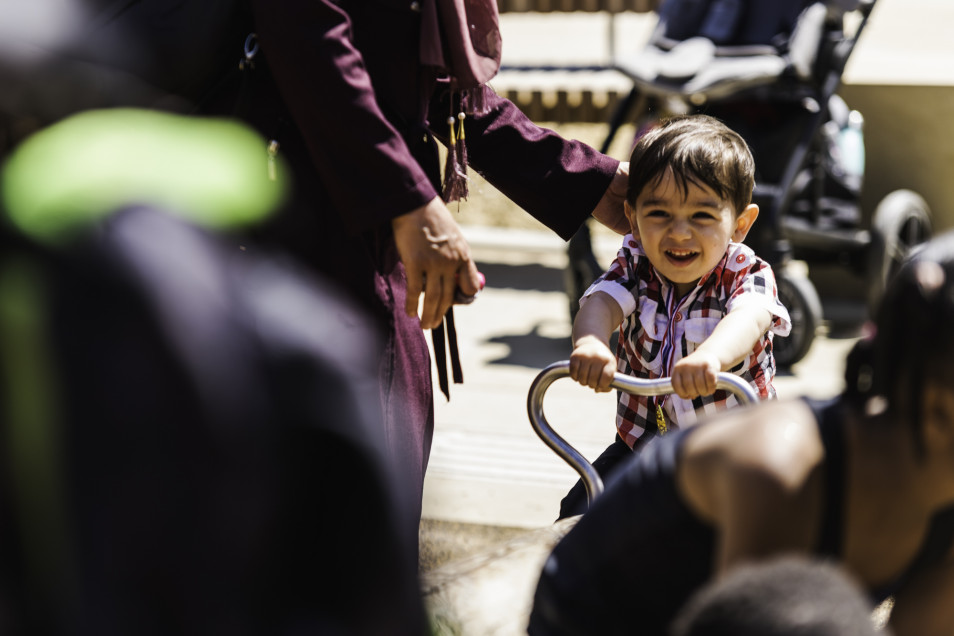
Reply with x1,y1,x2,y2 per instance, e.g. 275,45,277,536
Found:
1,108,288,243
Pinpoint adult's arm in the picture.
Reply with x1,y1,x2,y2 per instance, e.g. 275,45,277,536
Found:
251,1,480,328
251,0,437,233
430,88,626,240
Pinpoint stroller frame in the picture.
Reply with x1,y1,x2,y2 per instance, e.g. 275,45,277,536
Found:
534,0,932,366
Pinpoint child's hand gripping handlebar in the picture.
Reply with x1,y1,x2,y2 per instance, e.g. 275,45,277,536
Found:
527,361,759,506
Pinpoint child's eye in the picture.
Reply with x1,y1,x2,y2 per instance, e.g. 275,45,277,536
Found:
645,209,668,218
692,211,717,221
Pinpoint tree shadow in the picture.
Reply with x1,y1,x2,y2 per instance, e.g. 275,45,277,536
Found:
478,261,565,293
485,324,571,369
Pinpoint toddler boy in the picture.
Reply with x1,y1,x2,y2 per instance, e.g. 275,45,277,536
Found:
562,115,791,517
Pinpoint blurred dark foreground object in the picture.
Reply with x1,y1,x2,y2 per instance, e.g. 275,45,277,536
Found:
0,105,428,634
0,206,429,635
670,557,881,636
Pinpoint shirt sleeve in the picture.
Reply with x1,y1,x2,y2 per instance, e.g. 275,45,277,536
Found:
251,0,438,235
580,235,640,317
429,87,619,241
725,255,793,337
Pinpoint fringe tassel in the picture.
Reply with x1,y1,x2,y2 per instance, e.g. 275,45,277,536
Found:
432,320,449,400
440,85,496,203
432,308,464,401
441,111,468,203
462,84,492,117
434,85,498,398
455,111,468,184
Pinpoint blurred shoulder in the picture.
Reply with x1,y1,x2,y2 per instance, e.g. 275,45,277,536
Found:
678,399,824,518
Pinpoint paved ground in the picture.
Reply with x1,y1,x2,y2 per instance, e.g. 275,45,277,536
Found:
420,225,865,543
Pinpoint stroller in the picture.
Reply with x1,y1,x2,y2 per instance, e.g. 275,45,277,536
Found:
567,0,931,367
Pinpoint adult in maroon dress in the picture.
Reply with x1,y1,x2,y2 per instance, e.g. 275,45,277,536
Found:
242,0,630,525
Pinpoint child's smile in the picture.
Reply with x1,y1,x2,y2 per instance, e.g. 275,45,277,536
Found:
628,169,758,298
665,248,700,263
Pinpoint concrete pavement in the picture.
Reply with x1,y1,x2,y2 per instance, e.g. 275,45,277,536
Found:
421,225,863,530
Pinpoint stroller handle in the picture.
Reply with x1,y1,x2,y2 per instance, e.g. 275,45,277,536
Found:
526,361,759,506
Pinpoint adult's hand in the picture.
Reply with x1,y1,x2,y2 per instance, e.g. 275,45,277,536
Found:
591,161,630,235
392,196,481,330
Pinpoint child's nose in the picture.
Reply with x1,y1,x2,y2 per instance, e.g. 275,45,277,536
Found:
670,218,692,239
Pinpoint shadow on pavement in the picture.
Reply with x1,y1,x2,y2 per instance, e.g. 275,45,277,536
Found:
480,261,565,293
486,326,571,368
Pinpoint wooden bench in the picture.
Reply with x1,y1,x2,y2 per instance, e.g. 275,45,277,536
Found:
495,0,662,122
498,0,657,16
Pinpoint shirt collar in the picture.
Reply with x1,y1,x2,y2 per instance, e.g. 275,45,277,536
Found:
697,250,731,290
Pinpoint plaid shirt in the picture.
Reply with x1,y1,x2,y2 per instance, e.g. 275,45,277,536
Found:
582,235,792,450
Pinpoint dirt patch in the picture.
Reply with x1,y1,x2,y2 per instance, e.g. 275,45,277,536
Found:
419,518,533,573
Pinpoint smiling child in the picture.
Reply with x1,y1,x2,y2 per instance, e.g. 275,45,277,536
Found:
560,115,791,517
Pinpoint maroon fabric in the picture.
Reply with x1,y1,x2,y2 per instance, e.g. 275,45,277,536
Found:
244,0,619,524
375,241,436,511
419,0,502,88
251,0,438,235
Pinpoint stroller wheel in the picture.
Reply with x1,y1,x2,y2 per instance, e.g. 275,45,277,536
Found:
774,267,822,369
866,189,932,316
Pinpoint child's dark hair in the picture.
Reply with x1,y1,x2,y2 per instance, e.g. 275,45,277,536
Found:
844,230,954,455
626,115,755,216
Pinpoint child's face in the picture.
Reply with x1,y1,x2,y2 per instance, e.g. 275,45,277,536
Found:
627,169,759,298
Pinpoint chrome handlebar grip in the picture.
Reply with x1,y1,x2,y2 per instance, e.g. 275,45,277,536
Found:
527,361,758,505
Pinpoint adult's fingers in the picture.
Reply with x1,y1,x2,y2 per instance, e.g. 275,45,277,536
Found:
392,197,473,329
457,258,481,297
419,270,454,330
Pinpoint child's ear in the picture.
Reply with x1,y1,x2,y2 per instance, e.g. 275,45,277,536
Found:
732,204,759,242
624,200,639,239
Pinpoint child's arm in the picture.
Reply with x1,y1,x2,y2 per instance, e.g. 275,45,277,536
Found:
671,305,773,399
570,291,624,393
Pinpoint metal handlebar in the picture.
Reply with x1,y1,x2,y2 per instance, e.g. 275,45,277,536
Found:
526,361,759,505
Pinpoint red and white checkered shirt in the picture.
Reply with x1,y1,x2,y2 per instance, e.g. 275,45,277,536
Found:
582,235,792,450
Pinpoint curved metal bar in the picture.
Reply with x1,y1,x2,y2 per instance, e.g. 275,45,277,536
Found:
527,361,759,505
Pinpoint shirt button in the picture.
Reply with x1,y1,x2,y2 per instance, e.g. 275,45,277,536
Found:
628,240,637,248
674,312,683,322
736,254,746,264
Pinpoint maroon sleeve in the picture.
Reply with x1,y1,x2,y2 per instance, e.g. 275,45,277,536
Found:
430,87,620,241
251,0,438,234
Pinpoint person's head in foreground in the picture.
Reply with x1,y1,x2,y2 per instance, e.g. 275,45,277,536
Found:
669,557,879,636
